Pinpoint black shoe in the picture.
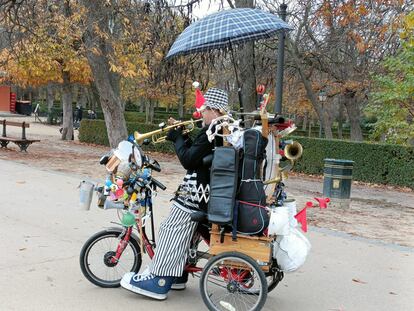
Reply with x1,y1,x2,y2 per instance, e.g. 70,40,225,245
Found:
171,271,188,290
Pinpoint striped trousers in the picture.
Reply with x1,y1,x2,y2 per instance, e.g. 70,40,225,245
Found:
151,203,198,277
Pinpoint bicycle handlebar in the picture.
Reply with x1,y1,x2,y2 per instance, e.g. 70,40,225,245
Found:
150,177,166,191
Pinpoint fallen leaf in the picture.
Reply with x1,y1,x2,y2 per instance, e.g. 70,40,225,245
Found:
389,292,397,295
19,248,27,251
352,278,367,284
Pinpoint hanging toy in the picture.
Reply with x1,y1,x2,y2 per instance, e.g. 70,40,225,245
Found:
141,168,150,180
116,188,124,198
116,179,124,188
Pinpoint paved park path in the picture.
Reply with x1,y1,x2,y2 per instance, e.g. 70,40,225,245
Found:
0,159,413,311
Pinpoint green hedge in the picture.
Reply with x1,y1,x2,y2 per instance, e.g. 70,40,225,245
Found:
79,120,414,188
291,136,414,188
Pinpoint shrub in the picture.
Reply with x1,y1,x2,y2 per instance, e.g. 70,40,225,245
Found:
291,136,414,188
79,121,414,188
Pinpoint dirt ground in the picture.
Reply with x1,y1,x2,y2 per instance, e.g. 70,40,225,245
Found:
1,114,413,248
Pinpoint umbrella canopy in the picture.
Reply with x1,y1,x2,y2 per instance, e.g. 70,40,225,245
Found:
166,8,293,59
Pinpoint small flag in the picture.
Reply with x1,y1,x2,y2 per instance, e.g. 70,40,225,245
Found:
295,201,312,232
314,197,330,209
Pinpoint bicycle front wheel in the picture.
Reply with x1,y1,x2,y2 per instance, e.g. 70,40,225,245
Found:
80,228,142,288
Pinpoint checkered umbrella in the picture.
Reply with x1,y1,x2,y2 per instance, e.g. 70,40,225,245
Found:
166,8,293,59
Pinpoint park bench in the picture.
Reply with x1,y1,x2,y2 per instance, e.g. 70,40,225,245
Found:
0,119,40,152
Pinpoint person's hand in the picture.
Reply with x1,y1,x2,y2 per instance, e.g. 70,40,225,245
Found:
166,126,183,142
168,117,178,125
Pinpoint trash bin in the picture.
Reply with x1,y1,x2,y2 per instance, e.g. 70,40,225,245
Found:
15,100,32,116
323,159,354,207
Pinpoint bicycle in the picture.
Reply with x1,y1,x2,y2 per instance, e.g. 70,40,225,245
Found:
79,139,283,311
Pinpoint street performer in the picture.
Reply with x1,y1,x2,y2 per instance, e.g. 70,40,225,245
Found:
121,87,229,300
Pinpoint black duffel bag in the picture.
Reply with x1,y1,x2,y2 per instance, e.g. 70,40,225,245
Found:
236,129,269,234
234,200,269,235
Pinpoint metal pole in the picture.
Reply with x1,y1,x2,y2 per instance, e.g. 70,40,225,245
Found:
229,40,244,120
274,2,287,115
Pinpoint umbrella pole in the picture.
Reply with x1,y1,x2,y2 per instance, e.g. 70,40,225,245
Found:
274,2,288,115
229,41,244,118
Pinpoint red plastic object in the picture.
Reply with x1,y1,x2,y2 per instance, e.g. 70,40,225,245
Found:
256,84,265,95
194,88,205,110
10,92,16,113
274,120,294,131
294,207,308,233
314,197,330,209
192,111,202,119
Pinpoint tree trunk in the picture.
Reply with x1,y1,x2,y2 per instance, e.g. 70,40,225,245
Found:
308,119,313,137
235,0,256,113
343,92,363,141
145,100,150,124
46,83,54,124
86,53,127,147
89,82,101,112
323,113,333,139
149,100,154,124
337,98,344,139
145,100,154,124
323,101,334,139
82,0,127,147
288,40,326,136
302,113,308,131
178,86,185,119
61,71,74,140
78,86,88,108
139,99,144,113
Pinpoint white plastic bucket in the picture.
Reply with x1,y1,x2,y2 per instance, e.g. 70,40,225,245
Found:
268,205,290,236
79,181,95,210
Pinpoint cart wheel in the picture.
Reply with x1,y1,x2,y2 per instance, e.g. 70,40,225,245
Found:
200,251,267,311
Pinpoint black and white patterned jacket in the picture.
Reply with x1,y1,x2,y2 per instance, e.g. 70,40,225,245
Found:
172,126,221,211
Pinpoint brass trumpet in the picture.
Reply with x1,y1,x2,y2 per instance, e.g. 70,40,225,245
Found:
134,119,203,144
284,141,303,162
263,141,303,186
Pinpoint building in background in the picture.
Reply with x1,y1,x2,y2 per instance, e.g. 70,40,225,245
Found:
0,85,11,112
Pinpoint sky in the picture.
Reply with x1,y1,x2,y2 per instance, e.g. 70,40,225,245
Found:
191,0,230,18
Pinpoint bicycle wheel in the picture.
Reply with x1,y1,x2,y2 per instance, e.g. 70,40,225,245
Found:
200,251,268,311
80,229,142,288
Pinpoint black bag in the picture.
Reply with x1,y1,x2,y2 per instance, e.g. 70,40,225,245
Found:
235,201,269,235
236,129,269,234
208,147,239,225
